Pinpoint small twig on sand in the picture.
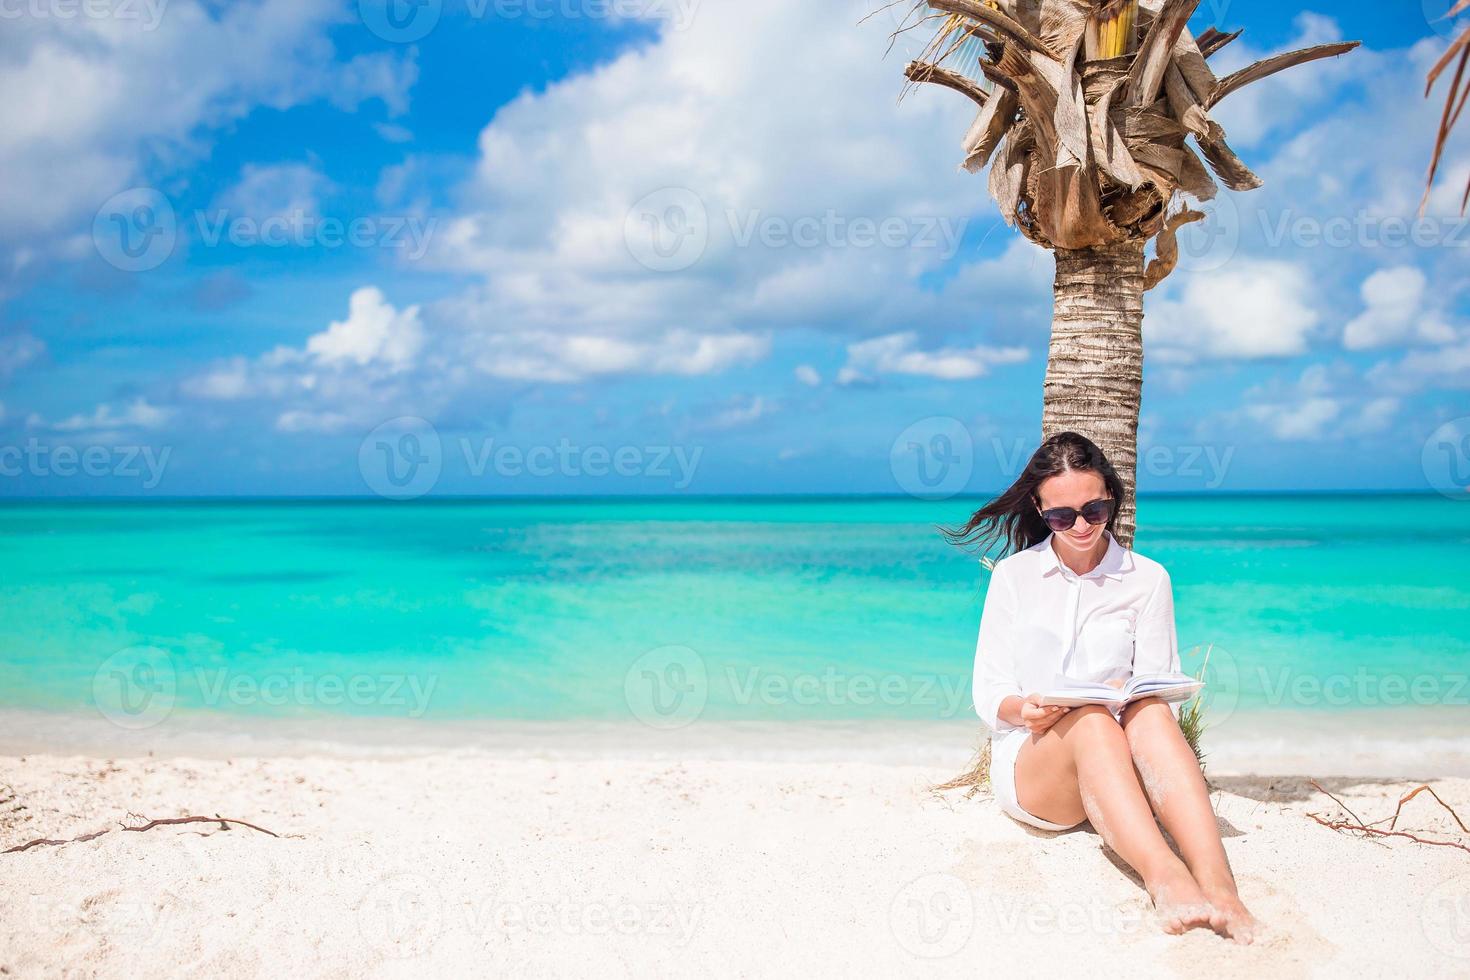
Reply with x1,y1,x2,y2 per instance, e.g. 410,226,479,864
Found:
1388,784,1470,834
1309,779,1367,828
1304,813,1470,854
1307,780,1470,855
4,815,286,854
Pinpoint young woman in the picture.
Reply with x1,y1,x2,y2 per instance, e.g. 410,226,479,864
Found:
943,431,1258,944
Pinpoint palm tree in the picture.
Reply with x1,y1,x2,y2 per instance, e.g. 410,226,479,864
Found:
1425,0,1469,213
897,0,1357,545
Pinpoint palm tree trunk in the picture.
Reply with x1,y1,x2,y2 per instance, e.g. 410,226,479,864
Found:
1041,240,1146,548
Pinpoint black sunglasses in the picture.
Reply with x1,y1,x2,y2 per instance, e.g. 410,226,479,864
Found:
1036,497,1114,533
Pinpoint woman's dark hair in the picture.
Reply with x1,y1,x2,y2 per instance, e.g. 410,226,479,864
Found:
939,430,1127,560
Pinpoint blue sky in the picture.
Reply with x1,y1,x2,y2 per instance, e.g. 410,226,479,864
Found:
0,0,1467,498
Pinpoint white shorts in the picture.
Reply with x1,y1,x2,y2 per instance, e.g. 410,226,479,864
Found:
990,728,1086,832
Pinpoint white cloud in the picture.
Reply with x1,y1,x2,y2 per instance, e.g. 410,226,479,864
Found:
306,287,424,371
275,409,353,434
0,331,45,382
214,161,332,225
1228,364,1400,441
185,286,428,425
373,122,414,144
0,0,416,274
42,398,172,433
413,0,994,382
838,331,1028,384
180,357,254,401
458,327,770,383
1368,341,1470,391
186,287,426,399
1145,259,1320,361
1246,395,1339,440
1343,266,1457,349
695,394,774,431
180,287,439,435
1206,13,1357,150
794,364,821,386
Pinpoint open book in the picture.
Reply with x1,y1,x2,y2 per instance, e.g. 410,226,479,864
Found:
1037,671,1203,708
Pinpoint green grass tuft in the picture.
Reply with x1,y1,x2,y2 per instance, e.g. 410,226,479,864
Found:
1177,642,1214,774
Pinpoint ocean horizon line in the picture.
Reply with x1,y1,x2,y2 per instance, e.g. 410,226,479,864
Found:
0,487,1457,505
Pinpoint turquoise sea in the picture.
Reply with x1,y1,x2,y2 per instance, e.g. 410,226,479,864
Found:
1,494,1468,742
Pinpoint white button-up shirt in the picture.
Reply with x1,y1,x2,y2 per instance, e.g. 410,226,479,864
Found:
972,529,1180,734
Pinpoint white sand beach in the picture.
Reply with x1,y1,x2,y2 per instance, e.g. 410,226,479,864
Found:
2,723,1469,977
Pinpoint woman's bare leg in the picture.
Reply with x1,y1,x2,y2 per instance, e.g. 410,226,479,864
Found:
1012,705,1212,934
1120,697,1259,944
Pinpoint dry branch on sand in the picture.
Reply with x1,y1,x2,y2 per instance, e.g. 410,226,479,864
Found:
3,814,288,854
1307,779,1470,855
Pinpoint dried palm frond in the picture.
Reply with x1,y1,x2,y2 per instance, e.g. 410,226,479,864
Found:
1424,0,1470,215
900,0,1359,281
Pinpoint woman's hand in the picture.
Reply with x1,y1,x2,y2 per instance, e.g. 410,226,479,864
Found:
1019,693,1070,734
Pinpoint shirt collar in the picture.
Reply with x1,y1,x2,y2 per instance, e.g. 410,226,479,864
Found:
1034,529,1131,581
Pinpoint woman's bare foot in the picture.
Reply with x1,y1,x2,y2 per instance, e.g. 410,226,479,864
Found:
1145,863,1213,935
1200,880,1260,945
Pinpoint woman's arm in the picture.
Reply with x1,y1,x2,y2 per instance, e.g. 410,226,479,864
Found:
997,692,1070,734
1133,568,1180,675
973,562,1072,735
972,564,1023,732
1134,567,1184,718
